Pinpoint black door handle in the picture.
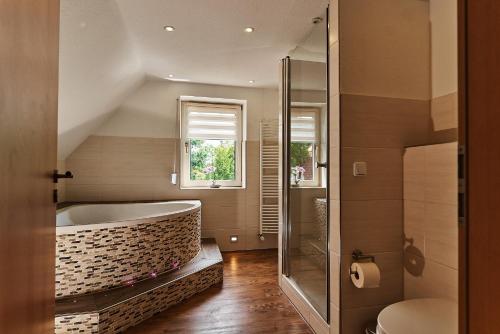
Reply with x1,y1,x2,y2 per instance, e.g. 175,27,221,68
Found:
53,170,74,183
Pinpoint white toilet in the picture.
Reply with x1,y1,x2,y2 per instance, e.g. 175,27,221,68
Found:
376,298,458,334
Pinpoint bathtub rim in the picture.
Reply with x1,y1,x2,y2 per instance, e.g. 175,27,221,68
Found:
56,200,201,235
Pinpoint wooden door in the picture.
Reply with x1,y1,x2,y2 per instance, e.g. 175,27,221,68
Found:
462,0,500,333
0,1,59,333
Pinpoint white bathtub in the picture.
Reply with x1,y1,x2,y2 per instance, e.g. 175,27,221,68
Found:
56,200,201,234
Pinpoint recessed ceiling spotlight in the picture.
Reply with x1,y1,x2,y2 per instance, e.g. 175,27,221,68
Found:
168,74,174,78
164,25,175,32
249,80,255,84
244,27,255,33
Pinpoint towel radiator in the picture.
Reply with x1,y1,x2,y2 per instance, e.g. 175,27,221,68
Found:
259,119,279,235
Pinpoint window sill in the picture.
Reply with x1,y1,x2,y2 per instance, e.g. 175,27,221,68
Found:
290,185,325,189
180,186,246,190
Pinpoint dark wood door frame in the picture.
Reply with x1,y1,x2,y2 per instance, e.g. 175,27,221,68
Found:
458,1,467,333
460,0,500,333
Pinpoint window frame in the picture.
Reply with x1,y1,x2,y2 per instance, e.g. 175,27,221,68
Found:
290,106,322,188
179,96,247,189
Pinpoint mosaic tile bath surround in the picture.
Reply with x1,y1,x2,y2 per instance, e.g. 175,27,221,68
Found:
297,198,328,271
56,209,201,297
55,240,223,334
314,197,327,244
55,313,99,333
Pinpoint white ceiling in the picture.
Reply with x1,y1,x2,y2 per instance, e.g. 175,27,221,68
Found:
116,0,329,87
58,0,328,158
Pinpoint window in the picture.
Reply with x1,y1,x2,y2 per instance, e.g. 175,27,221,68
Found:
180,99,245,188
290,107,321,187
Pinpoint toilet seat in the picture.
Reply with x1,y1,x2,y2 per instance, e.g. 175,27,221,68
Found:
377,298,457,334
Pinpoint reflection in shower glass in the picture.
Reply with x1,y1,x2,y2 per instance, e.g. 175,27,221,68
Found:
284,12,329,321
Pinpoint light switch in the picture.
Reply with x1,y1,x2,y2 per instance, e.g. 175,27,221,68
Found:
353,162,367,176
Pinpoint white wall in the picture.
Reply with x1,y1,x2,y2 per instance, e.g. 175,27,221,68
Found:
58,0,143,159
95,80,279,141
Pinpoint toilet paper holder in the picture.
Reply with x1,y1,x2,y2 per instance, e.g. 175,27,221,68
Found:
350,249,376,278
352,249,375,262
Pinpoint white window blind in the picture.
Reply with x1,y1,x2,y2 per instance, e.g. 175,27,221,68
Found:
291,109,317,142
184,104,242,140
180,100,246,189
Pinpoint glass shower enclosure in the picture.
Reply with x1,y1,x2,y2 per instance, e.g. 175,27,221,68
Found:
281,9,329,322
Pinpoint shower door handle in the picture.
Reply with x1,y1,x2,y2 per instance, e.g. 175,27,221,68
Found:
316,161,328,169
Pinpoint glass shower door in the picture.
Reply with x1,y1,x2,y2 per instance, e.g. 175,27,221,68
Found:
282,10,329,321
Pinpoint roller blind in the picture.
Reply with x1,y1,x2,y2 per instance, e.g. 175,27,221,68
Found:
291,109,317,142
183,103,242,140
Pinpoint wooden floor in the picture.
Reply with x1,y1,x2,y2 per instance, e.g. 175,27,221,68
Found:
125,249,313,334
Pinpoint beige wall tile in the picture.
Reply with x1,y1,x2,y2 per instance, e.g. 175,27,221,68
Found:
403,146,426,201
424,202,458,269
403,226,425,260
404,200,425,234
66,158,103,177
424,142,457,205
341,304,385,334
67,136,102,160
425,237,458,270
341,95,430,149
330,95,340,148
330,251,340,308
66,185,102,202
329,146,340,200
201,228,246,252
330,199,340,254
202,202,246,230
430,92,458,131
99,184,155,201
404,257,458,301
245,228,278,250
341,200,403,254
329,302,340,334
403,143,458,301
329,43,340,96
341,147,403,201
244,203,260,230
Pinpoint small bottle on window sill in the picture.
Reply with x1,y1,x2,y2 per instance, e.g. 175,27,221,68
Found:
210,180,221,188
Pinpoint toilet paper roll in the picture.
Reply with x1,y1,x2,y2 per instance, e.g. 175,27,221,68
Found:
350,262,381,288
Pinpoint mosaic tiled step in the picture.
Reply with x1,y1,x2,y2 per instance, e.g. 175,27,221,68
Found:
55,238,223,334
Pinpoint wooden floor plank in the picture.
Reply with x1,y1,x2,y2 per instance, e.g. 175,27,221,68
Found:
125,249,313,334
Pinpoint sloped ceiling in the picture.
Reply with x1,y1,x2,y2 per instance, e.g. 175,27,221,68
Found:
58,0,328,158
58,0,143,159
